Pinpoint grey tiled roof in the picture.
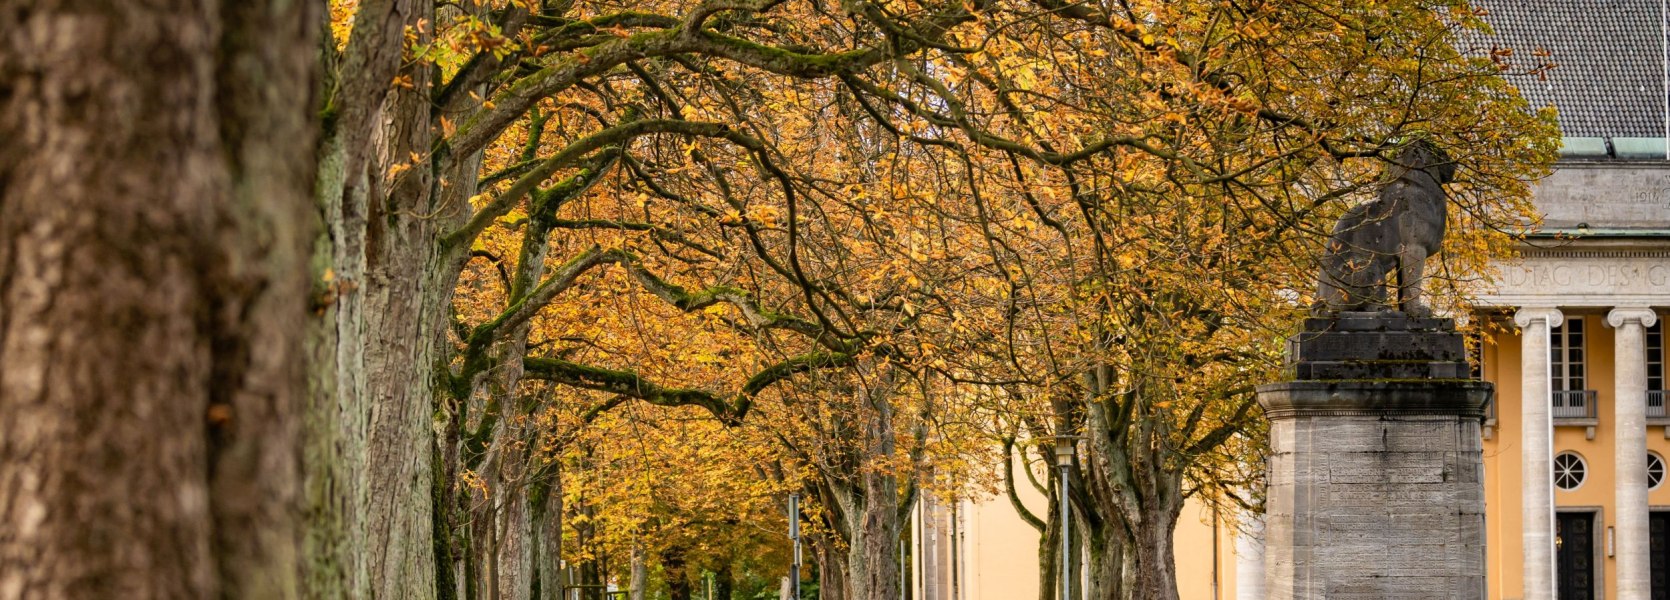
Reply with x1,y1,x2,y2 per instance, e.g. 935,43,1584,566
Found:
1465,0,1667,138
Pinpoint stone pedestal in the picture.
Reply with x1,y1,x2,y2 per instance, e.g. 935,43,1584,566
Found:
1259,314,1491,600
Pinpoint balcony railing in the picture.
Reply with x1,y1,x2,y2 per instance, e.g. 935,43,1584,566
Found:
1552,390,1598,420
1651,390,1668,419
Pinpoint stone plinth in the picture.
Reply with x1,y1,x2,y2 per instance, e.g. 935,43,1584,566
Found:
1259,316,1491,600
1287,313,1470,380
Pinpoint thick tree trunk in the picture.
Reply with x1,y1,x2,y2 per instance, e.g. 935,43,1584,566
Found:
1127,501,1182,600
304,0,451,598
1038,493,1095,600
1084,520,1123,600
535,473,566,600
464,135,544,599
305,87,372,600
1079,479,1182,600
1078,367,1192,600
844,481,901,600
0,1,317,597
580,559,603,600
835,373,904,600
357,141,449,600
1067,513,1085,600
468,428,533,600
812,538,848,600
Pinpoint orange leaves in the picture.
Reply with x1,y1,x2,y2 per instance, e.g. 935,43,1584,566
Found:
406,0,1563,579
328,0,359,50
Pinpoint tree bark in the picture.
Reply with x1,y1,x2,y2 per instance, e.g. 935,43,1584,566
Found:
535,472,566,600
812,538,848,600
359,42,447,598
843,461,902,600
1082,392,1184,600
1127,500,1182,600
1038,514,1059,600
0,0,318,597
1084,521,1124,600
825,370,906,600
304,0,434,597
307,1,488,597
629,543,648,600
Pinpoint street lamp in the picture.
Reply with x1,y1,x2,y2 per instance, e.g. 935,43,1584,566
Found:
788,493,801,600
1054,435,1076,600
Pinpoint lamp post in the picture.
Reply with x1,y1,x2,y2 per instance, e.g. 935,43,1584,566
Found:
789,493,801,600
1055,436,1075,600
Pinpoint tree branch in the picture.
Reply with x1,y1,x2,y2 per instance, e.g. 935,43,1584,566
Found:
1004,437,1046,532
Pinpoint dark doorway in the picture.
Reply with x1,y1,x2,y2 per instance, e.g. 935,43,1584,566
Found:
1651,511,1670,600
1557,511,1597,600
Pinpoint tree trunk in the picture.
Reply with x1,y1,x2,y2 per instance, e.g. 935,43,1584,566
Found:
714,563,735,600
0,0,317,597
1127,500,1182,600
812,538,848,600
629,543,648,600
468,416,533,600
665,547,692,600
1037,512,1059,600
359,40,449,596
844,484,902,600
535,472,566,600
1084,521,1124,600
304,0,458,598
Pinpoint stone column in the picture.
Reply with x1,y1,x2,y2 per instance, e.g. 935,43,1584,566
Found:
1261,314,1489,599
1234,513,1266,600
1611,307,1659,600
1515,306,1562,600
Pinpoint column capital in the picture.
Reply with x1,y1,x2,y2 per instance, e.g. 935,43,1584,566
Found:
1513,307,1565,329
1607,306,1659,328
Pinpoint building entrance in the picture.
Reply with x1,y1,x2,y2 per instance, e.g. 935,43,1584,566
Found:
1652,511,1670,599
1557,511,1597,600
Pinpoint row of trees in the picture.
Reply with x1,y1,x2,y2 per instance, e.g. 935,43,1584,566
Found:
0,0,1555,598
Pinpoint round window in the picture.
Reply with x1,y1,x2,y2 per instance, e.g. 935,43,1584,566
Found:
1554,452,1587,491
1650,453,1666,489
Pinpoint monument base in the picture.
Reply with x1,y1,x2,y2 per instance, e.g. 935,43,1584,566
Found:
1259,315,1491,600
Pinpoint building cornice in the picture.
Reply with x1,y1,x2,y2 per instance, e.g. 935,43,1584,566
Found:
1517,249,1670,258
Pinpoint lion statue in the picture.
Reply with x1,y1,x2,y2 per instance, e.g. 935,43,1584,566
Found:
1313,140,1457,317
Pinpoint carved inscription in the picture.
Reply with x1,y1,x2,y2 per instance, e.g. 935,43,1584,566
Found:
1537,167,1670,228
1500,263,1670,288
1619,174,1670,207
1484,257,1670,304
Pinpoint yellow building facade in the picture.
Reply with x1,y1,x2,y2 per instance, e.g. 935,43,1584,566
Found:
1477,310,1670,600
